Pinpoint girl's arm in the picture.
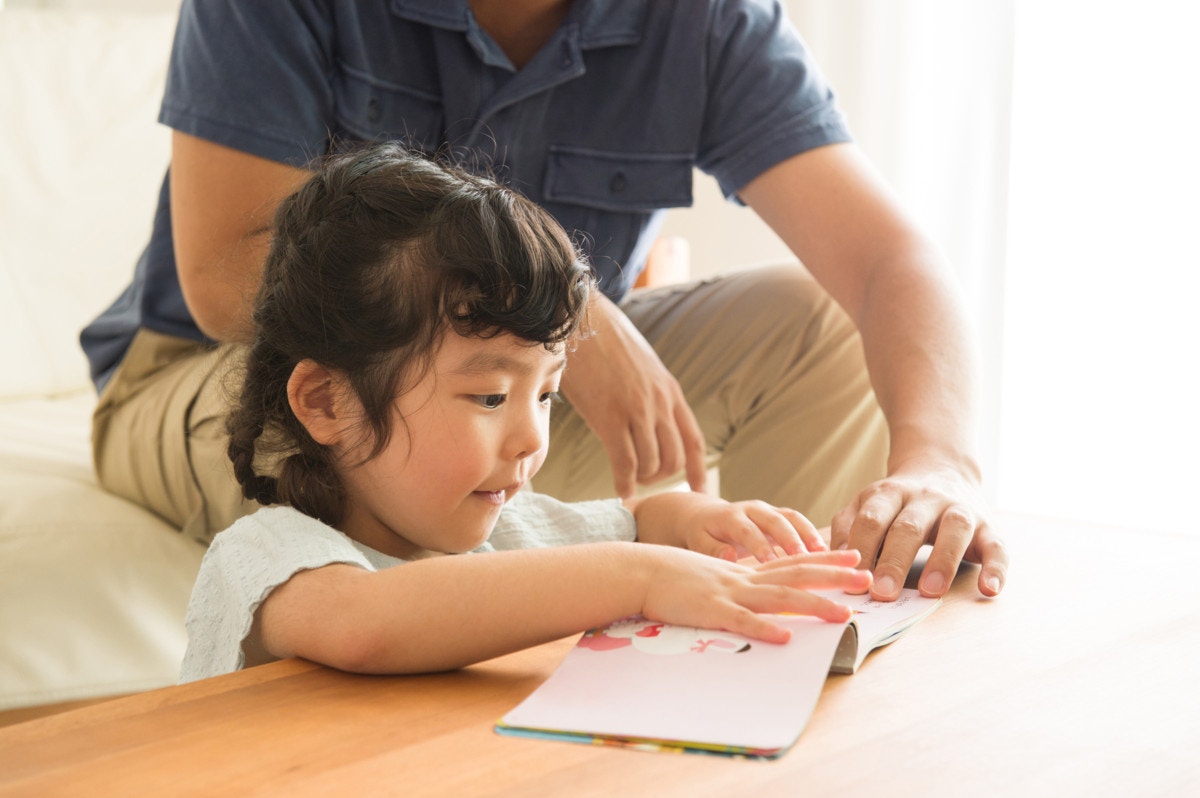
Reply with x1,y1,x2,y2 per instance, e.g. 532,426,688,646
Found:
626,492,827,561
256,541,868,675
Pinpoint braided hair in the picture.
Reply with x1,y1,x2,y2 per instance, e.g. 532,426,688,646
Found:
225,142,593,526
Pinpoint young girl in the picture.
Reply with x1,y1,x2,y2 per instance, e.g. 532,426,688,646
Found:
179,143,870,681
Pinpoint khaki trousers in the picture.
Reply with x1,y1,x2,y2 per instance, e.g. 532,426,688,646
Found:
92,264,887,545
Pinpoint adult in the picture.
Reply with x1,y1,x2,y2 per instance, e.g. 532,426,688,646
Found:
81,0,1007,601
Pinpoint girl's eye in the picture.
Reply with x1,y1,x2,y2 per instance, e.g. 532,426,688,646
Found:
476,394,506,409
540,391,560,405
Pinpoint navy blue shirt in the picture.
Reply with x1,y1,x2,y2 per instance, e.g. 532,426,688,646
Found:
81,0,851,391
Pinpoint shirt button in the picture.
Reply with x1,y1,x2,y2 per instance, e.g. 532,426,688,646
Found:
367,98,381,123
610,171,627,193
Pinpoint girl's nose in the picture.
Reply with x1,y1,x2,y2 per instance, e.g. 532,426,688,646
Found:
508,402,549,461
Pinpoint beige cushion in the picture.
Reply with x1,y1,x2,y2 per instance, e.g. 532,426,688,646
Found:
0,8,204,711
0,396,205,710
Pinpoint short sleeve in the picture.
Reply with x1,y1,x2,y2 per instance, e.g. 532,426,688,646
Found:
486,492,636,551
159,0,336,167
697,0,853,198
179,507,373,683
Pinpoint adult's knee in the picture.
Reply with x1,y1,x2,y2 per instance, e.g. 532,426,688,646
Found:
721,264,857,359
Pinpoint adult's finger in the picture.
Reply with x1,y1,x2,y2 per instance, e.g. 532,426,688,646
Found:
913,504,976,598
673,396,709,494
603,429,639,500
841,487,904,571
967,522,1008,596
870,499,941,600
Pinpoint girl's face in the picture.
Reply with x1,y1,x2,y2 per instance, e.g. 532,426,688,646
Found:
335,331,566,558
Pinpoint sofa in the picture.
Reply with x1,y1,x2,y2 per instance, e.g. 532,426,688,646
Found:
0,7,207,713
0,3,800,718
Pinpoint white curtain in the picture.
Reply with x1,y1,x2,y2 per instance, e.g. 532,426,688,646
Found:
788,0,1200,534
999,1,1200,534
664,1,1015,496
790,0,1015,497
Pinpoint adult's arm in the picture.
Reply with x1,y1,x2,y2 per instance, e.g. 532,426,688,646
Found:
171,130,311,343
739,142,1008,601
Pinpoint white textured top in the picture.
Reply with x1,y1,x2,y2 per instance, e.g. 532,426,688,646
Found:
179,492,636,682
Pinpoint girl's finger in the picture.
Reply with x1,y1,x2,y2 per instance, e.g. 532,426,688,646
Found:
714,606,793,645
753,549,861,571
741,586,855,623
743,503,805,556
781,507,826,552
751,562,873,594
704,511,778,563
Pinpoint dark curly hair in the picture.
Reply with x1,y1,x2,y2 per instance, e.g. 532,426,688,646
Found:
226,142,593,526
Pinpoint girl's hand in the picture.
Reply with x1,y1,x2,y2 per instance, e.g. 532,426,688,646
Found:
640,547,871,644
629,492,826,562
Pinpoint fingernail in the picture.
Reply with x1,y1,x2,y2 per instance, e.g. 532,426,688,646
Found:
985,575,1001,594
874,574,896,596
836,542,848,551
922,571,945,595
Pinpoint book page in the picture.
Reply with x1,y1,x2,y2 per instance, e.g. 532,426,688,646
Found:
498,614,849,755
497,590,941,756
813,589,942,673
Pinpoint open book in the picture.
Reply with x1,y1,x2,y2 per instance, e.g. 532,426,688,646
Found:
495,588,940,759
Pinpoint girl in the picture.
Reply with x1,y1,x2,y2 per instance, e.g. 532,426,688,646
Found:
180,143,870,681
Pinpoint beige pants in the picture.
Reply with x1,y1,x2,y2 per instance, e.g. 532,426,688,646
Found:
92,265,887,545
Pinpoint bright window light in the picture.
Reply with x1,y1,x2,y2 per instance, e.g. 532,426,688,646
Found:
999,1,1200,535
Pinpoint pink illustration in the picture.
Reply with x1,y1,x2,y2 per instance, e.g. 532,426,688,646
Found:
578,616,751,655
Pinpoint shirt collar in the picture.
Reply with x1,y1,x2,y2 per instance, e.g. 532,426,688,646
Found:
389,0,647,49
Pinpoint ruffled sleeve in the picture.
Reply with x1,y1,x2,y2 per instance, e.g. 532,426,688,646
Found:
179,506,374,683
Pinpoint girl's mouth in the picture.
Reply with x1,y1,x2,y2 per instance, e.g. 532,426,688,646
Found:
473,487,510,505
473,482,521,505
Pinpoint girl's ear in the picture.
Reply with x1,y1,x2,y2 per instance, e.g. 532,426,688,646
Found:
287,359,357,446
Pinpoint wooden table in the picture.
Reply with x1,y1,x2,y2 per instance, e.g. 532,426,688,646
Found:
2,513,1198,797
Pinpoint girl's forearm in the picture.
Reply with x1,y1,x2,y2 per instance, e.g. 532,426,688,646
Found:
259,541,654,674
623,492,700,548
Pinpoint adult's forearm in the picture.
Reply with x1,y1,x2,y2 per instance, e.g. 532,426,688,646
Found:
855,251,982,480
739,145,983,481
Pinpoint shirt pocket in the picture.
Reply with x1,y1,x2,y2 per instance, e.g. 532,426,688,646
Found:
544,147,694,212
333,61,444,149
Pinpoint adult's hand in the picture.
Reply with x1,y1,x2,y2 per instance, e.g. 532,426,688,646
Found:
830,455,1008,601
560,292,708,499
